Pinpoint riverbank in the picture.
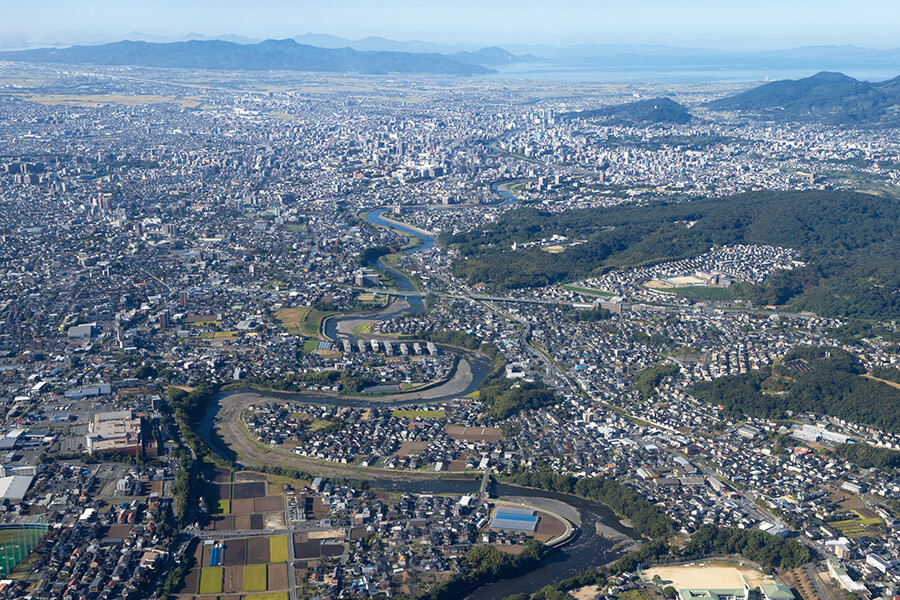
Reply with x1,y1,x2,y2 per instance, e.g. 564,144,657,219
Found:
376,212,436,237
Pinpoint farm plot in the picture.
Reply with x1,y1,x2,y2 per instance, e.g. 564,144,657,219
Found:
268,563,289,590
199,566,224,594
269,535,289,563
222,565,244,594
246,537,271,563
233,482,267,499
255,496,284,512
243,563,268,593
223,539,247,565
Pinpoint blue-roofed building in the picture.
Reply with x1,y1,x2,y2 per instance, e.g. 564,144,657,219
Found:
490,507,539,532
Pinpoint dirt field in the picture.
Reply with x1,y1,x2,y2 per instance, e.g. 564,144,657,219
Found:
643,563,773,590
234,471,267,482
212,468,232,483
233,482,266,499
395,441,428,455
447,459,469,472
246,537,271,563
222,565,244,593
780,567,817,600
224,539,246,566
234,515,252,530
179,567,199,594
210,516,236,531
570,585,602,600
216,483,233,500
265,513,285,529
446,425,504,442
106,525,132,538
321,544,345,557
231,498,255,514
294,540,321,559
533,511,568,542
308,529,344,540
255,496,284,512
268,563,289,590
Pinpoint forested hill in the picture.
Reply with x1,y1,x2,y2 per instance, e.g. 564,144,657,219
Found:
561,97,693,125
689,346,900,432
441,190,900,319
709,71,900,126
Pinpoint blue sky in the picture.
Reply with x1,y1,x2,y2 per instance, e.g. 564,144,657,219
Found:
5,0,900,49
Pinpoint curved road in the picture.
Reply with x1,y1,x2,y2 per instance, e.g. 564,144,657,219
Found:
206,391,487,481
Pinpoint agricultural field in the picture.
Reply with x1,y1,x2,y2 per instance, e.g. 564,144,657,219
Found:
243,564,268,593
199,567,224,594
446,424,504,442
242,593,288,600
828,511,883,538
186,534,291,595
269,535,289,563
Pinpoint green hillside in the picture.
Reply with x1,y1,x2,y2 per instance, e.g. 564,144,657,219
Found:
442,190,900,319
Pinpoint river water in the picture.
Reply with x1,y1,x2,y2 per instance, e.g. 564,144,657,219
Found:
323,208,429,341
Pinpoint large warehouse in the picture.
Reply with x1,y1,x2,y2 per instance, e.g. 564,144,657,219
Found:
0,475,34,502
490,507,539,532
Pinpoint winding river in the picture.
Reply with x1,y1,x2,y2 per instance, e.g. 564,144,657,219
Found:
202,197,639,599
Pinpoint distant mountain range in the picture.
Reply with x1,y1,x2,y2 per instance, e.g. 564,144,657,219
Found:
710,71,900,125
7,32,900,72
0,39,498,75
562,98,693,125
291,33,480,55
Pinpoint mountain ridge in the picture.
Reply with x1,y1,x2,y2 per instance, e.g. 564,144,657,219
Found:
0,38,496,75
709,70,900,125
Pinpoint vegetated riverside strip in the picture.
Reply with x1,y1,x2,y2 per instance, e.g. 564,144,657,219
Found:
441,190,900,319
689,346,900,432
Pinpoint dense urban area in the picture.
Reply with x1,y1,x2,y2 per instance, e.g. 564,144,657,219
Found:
0,57,898,600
